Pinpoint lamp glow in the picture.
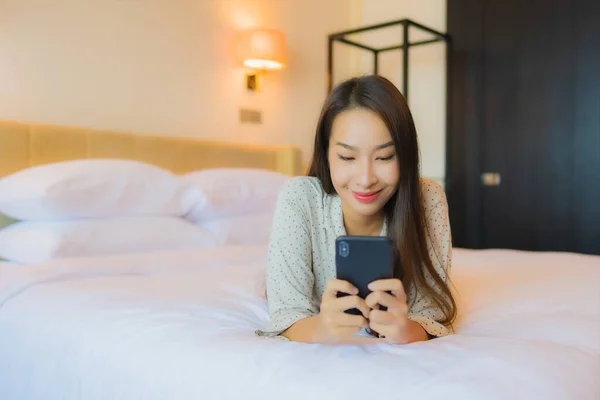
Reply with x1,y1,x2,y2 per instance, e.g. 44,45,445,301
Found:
237,28,286,71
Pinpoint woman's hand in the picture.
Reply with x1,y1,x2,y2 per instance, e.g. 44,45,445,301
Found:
317,279,371,342
365,279,427,344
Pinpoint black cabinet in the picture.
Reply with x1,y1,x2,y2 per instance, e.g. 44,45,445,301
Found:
447,0,600,255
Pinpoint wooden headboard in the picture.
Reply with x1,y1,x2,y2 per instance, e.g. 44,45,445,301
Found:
0,119,303,178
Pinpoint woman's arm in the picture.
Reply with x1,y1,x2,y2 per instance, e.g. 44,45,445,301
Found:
258,179,372,343
280,315,323,342
258,180,320,339
284,316,387,344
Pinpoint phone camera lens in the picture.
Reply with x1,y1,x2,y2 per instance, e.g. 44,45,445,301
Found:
339,241,349,257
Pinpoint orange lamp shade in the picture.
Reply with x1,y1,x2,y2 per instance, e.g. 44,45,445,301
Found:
237,28,286,70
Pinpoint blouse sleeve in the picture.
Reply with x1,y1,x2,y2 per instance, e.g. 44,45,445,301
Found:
256,180,319,338
407,182,454,338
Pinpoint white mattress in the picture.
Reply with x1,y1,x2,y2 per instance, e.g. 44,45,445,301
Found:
0,246,599,400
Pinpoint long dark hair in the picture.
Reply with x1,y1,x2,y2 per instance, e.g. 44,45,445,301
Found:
308,75,457,327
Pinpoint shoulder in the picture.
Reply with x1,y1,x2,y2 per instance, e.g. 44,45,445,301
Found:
271,176,329,235
419,178,448,216
277,176,327,207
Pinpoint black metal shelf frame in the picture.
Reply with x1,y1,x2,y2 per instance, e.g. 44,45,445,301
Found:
327,18,450,101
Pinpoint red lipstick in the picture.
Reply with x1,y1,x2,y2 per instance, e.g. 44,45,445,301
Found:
352,189,383,203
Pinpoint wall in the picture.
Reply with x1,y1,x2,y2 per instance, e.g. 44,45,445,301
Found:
0,0,359,168
346,0,448,185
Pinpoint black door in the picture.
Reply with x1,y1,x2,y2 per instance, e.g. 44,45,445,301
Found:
447,0,600,255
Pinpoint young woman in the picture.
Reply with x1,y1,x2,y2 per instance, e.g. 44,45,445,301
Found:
256,75,457,344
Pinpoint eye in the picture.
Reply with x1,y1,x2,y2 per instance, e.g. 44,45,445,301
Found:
377,154,396,161
337,155,355,161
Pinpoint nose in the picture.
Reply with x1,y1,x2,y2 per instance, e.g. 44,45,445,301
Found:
357,159,377,188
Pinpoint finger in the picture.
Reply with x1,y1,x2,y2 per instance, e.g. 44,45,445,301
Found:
323,279,358,300
333,313,368,328
333,295,371,317
365,291,406,314
368,279,406,299
368,309,396,325
368,321,396,341
365,290,384,309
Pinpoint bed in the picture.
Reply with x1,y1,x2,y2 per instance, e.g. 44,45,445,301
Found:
0,119,301,178
0,120,599,400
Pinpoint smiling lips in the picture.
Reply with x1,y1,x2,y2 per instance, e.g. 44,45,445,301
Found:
352,189,383,203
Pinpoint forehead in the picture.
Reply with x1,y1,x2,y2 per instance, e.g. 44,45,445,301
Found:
330,108,392,147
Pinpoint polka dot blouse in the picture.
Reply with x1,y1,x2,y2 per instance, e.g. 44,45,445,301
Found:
255,176,453,340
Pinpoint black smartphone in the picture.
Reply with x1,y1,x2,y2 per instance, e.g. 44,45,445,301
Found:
335,235,394,316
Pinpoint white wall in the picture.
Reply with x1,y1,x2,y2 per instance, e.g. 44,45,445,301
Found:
0,0,358,168
345,0,448,185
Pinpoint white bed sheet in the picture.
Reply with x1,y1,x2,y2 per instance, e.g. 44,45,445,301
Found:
0,246,599,400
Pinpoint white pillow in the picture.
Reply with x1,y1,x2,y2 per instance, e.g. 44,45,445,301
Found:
181,168,289,222
0,216,218,264
200,212,274,245
0,159,203,221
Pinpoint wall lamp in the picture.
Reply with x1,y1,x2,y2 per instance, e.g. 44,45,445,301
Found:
237,28,286,91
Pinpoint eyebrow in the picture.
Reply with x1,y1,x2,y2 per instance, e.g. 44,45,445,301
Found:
335,141,394,150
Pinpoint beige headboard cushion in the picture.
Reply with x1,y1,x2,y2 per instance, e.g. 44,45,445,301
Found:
0,119,303,178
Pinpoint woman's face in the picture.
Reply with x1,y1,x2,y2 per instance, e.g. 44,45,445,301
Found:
328,108,400,218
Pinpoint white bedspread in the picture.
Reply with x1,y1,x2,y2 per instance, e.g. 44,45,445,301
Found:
0,247,599,400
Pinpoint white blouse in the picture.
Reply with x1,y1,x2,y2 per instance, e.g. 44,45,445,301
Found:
256,176,453,340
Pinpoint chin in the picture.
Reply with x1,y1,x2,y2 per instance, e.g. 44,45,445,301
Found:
354,200,387,215
354,207,383,218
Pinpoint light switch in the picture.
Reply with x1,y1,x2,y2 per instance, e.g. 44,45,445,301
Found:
240,109,262,124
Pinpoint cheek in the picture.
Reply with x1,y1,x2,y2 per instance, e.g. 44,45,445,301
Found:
377,162,400,186
328,156,352,187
